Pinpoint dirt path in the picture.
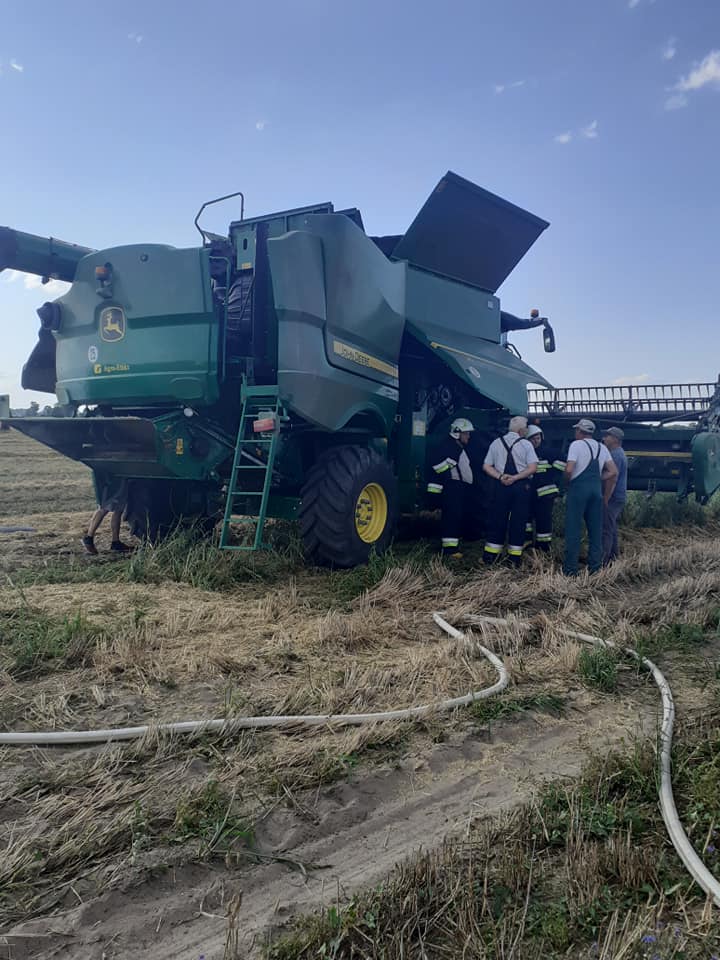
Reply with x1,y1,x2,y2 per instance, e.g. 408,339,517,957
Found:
4,691,656,960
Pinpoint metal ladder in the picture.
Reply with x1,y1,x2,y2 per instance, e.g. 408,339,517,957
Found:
219,384,281,551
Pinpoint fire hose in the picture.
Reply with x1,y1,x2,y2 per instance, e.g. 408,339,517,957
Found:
0,612,717,906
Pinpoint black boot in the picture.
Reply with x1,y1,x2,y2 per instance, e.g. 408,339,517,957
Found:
111,540,132,553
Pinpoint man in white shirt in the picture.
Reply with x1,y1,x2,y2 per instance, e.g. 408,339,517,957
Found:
482,415,538,566
562,418,618,576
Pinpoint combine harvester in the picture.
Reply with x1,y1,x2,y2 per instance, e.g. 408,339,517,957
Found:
1,172,719,565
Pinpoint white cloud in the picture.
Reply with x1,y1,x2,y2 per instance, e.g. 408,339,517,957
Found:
675,49,720,92
662,38,677,61
255,120,267,131
664,50,720,111
493,79,525,95
10,60,24,72
22,275,70,295
664,93,688,111
554,121,598,145
611,373,650,386
128,32,144,44
2,268,69,296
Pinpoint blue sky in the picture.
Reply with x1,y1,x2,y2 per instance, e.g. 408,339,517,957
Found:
1,0,718,405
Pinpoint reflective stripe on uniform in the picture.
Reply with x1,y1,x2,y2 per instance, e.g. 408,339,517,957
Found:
507,545,524,557
427,482,443,494
483,543,503,554
442,537,459,547
433,457,457,474
536,460,550,473
536,532,552,542
553,460,566,471
537,484,560,497
525,522,534,532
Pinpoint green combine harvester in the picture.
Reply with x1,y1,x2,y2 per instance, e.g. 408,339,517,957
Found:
2,172,719,565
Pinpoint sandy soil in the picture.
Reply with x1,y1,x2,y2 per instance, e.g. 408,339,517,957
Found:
3,694,659,960
1,429,719,959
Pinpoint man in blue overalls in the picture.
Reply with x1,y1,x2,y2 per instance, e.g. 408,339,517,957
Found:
563,419,618,576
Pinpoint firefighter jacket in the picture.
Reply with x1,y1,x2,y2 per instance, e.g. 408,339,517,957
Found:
532,444,566,499
426,437,473,495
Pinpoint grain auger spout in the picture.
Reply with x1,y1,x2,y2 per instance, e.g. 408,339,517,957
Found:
0,227,94,283
0,228,96,393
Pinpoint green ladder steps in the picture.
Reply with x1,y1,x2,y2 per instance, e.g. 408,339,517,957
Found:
220,386,281,552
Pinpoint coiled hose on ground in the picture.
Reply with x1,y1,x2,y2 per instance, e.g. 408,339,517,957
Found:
0,611,717,907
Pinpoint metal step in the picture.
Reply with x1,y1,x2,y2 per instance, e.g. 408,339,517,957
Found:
219,383,281,552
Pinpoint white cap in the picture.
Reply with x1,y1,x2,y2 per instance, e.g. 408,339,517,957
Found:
573,418,596,434
526,424,543,439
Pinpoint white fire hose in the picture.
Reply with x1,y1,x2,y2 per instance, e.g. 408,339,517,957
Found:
0,614,506,743
0,611,717,906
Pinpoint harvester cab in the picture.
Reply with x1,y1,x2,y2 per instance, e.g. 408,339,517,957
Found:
2,170,717,565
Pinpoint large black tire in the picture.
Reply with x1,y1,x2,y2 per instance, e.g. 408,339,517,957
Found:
125,480,220,542
299,445,398,567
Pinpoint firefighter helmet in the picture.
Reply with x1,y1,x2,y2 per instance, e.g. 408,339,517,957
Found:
449,418,475,438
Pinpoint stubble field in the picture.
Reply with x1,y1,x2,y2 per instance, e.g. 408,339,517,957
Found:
0,428,719,960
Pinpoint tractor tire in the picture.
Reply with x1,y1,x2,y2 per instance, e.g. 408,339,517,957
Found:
299,445,398,567
125,480,219,542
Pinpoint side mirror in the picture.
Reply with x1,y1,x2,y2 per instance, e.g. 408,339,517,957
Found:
543,321,556,353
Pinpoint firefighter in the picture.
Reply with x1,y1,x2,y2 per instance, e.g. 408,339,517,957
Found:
524,424,565,553
482,416,538,566
427,417,475,558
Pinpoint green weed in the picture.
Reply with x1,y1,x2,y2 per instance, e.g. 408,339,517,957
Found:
326,544,433,605
12,528,305,592
633,619,714,663
578,646,619,693
171,780,253,855
468,692,566,726
0,606,102,677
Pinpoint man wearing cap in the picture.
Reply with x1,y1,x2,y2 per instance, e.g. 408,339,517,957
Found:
563,419,618,576
482,415,538,566
602,427,628,565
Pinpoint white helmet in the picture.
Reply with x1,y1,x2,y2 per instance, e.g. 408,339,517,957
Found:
526,424,543,440
450,417,475,438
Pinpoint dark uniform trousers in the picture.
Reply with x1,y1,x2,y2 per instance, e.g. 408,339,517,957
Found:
427,438,475,555
483,479,533,566
525,450,565,552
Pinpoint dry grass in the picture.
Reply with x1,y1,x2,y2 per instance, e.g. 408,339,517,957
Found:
268,716,720,960
1,532,718,928
2,430,720,945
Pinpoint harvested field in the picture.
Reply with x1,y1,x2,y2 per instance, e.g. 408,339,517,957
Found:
0,429,719,959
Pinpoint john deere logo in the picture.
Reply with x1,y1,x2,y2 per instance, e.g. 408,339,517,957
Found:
100,307,126,342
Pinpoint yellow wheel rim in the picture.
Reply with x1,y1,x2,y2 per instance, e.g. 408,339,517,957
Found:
354,482,388,543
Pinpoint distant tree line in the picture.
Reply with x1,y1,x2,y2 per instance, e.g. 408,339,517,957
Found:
10,401,69,418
